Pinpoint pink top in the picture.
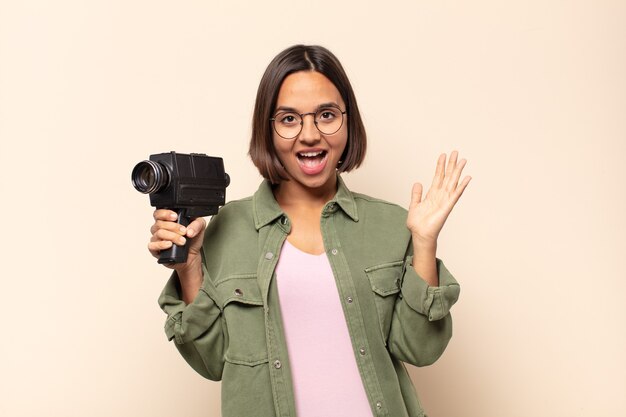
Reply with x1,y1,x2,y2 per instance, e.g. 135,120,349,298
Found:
275,240,374,417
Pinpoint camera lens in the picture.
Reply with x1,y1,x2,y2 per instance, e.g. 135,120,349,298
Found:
131,160,170,194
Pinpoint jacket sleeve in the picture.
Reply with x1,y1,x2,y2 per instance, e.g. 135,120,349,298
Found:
387,254,460,367
158,261,225,381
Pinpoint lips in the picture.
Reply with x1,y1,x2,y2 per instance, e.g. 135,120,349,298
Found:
296,149,328,175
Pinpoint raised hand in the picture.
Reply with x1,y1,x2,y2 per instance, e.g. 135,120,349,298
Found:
407,150,471,247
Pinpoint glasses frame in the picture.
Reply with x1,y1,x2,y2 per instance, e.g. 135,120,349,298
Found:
270,108,347,140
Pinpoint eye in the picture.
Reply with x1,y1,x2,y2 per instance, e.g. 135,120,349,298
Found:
317,108,340,122
277,112,299,125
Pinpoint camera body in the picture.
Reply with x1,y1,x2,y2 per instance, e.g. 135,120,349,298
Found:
132,151,230,264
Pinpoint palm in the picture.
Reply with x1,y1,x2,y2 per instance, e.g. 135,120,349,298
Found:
407,151,471,244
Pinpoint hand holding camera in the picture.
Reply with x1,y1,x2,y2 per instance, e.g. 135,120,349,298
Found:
147,209,207,303
133,152,229,303
132,151,229,264
147,208,206,270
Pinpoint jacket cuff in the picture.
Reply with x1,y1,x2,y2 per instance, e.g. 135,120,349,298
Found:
158,270,220,344
400,257,460,321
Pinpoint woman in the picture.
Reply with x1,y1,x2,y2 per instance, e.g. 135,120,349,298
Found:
151,45,470,417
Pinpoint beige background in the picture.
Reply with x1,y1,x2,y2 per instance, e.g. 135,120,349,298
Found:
1,1,625,416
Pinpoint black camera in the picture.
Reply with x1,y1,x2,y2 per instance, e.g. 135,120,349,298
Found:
132,151,230,264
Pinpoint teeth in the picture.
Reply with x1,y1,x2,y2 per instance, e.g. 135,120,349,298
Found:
298,151,324,157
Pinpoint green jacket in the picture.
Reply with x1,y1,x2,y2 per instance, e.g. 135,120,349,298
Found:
159,175,460,417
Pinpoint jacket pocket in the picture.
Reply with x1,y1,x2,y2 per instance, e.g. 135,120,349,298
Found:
215,274,269,366
221,360,275,417
365,261,403,345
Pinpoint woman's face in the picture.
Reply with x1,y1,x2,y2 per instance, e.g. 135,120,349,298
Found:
272,70,348,195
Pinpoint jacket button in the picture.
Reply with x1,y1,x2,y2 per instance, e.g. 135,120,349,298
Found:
234,289,243,297
274,360,282,369
331,248,338,255
280,216,288,225
376,401,382,409
346,296,353,304
265,252,274,260
359,347,366,356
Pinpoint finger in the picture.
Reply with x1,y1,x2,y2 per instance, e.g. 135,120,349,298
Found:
150,220,187,236
445,150,459,177
185,217,207,238
441,150,458,188
431,153,446,188
148,240,173,258
451,175,472,204
154,229,187,246
410,183,423,209
446,158,467,192
153,209,179,221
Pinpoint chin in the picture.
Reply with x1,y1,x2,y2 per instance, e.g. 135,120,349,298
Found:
304,177,334,190
288,168,337,190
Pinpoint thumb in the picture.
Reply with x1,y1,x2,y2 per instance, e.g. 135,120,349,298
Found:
410,183,423,209
186,217,207,239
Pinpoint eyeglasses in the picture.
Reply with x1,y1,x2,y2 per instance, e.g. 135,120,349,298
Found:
270,107,347,140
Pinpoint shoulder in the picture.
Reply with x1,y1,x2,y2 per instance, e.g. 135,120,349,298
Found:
345,190,409,238
351,191,408,217
204,195,255,239
343,189,412,259
202,195,258,269
216,195,254,218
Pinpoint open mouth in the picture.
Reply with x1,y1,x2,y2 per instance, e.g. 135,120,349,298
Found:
296,150,328,174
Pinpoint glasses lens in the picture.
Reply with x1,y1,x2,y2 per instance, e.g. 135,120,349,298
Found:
315,107,344,135
273,112,301,139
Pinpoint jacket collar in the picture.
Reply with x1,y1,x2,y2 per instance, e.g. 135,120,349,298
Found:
252,174,359,230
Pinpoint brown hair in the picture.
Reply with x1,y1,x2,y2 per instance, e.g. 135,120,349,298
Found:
248,45,367,184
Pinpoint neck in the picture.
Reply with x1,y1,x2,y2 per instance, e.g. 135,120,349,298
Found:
273,175,338,209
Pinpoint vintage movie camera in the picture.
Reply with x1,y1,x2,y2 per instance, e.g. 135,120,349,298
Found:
132,151,230,264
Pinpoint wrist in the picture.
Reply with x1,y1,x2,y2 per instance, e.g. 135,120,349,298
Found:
410,241,439,287
411,234,437,252
176,256,203,284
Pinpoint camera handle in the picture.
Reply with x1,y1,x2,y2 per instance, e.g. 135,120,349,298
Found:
158,208,192,264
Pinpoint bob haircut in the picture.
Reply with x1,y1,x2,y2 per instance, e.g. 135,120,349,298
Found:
249,45,367,184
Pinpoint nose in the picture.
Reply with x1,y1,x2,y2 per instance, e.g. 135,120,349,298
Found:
298,113,321,144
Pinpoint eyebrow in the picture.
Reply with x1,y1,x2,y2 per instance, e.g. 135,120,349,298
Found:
274,102,341,113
